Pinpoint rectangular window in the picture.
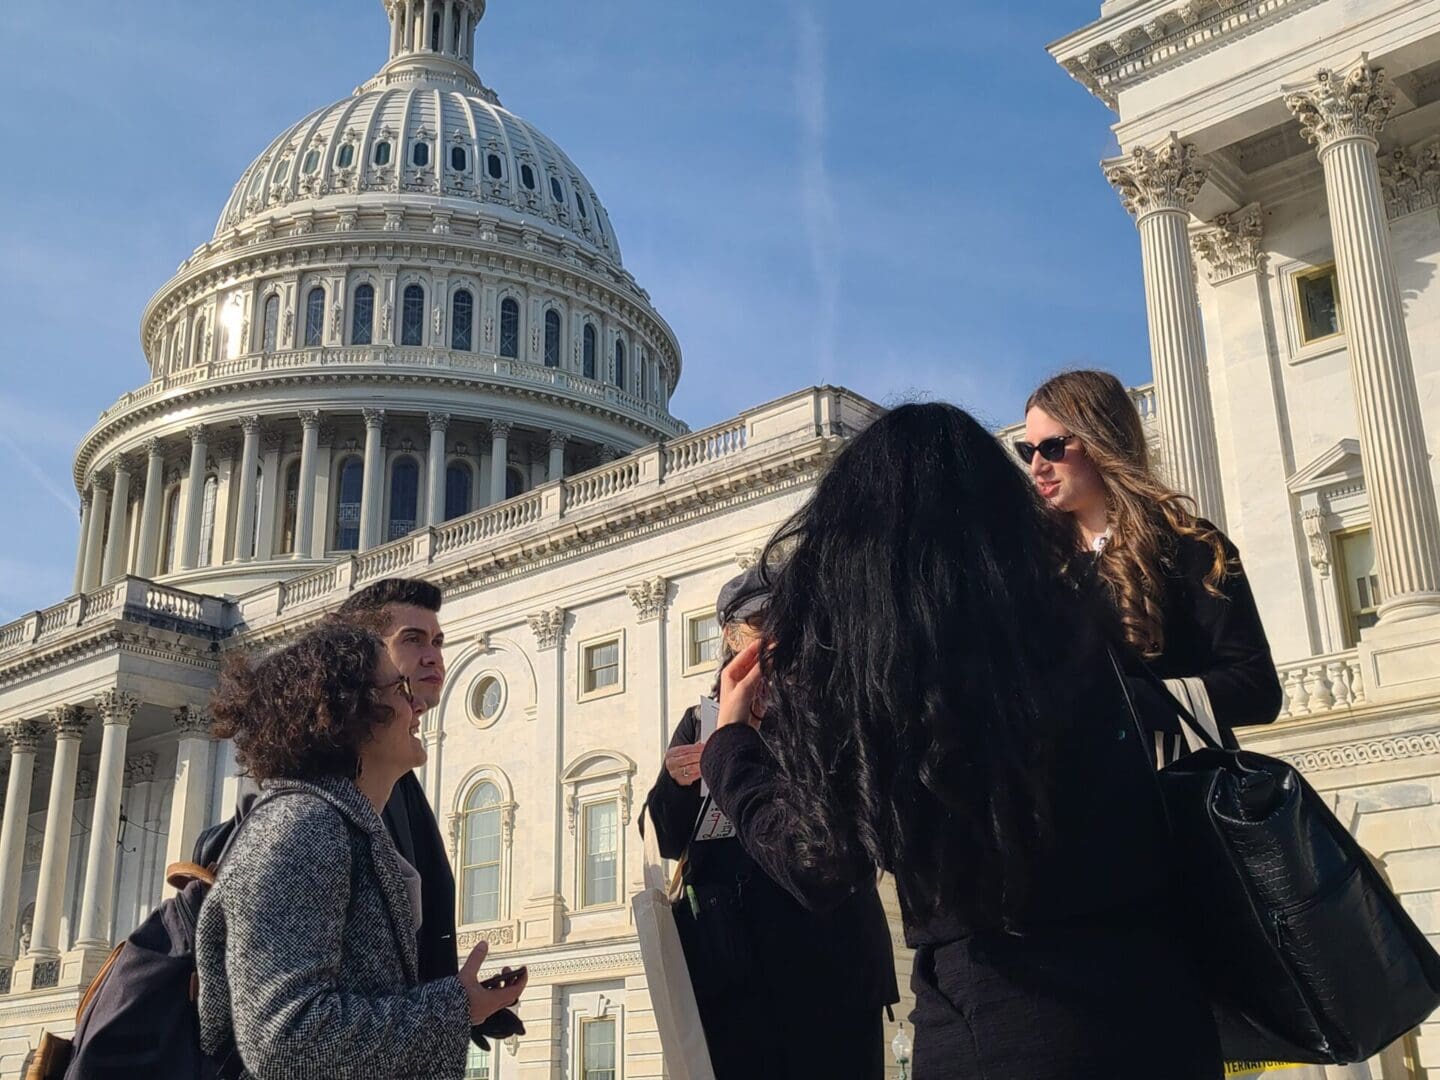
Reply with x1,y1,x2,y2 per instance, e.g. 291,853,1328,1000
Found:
1296,263,1342,344
465,1043,493,1080
686,613,721,671
584,639,621,694
582,1017,617,1080
583,801,619,907
462,807,502,925
1336,527,1382,646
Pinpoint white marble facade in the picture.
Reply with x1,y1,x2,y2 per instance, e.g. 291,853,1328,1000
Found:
3,0,1440,1077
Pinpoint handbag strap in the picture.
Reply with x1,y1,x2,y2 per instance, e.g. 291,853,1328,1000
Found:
1110,649,1223,752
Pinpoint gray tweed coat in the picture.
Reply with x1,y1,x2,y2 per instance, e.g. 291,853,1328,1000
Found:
195,775,471,1080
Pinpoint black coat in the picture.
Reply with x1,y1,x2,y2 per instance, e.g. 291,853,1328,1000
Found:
645,707,897,1078
1106,524,1283,741
698,641,1222,1080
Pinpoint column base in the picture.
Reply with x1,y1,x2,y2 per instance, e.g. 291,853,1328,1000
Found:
60,943,116,989
519,893,566,946
1357,611,1440,704
11,953,60,993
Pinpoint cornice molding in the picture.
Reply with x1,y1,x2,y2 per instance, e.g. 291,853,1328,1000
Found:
1281,729,1440,773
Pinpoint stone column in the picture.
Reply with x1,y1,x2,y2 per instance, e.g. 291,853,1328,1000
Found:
422,0,435,49
1286,61,1440,623
548,432,568,482
163,708,215,874
522,609,567,946
17,706,88,991
426,413,450,526
100,458,133,583
254,429,285,561
295,412,321,558
178,424,208,571
232,416,263,563
134,439,166,578
1104,136,1227,528
81,474,110,592
442,0,454,55
359,409,386,551
389,0,402,55
627,578,671,762
72,492,93,595
67,692,138,983
0,723,43,976
489,421,512,504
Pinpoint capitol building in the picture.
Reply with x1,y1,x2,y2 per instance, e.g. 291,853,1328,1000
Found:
1,0,1439,1076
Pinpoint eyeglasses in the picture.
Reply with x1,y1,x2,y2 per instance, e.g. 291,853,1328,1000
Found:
1013,434,1076,465
385,675,415,708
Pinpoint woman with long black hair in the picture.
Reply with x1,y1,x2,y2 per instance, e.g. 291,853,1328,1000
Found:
700,403,1222,1079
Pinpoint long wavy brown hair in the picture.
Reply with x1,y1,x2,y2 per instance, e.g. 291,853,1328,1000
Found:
1026,370,1231,658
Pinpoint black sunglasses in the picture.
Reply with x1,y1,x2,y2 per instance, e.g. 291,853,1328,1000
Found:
1013,434,1076,465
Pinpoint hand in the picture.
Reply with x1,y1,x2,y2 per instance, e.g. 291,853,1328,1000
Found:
665,743,705,786
459,940,528,1025
718,641,765,731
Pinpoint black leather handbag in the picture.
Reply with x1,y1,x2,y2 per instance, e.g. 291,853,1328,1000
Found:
1115,660,1440,1064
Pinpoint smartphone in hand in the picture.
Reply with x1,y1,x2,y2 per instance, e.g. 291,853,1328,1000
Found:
480,965,527,991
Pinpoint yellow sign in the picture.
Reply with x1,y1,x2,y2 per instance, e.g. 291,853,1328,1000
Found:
1224,1063,1308,1077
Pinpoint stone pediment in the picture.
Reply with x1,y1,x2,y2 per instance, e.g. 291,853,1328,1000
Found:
1287,438,1363,497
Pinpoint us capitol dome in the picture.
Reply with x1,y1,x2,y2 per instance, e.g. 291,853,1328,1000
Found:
69,0,686,598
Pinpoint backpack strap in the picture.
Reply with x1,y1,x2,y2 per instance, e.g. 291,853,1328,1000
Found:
72,942,125,1023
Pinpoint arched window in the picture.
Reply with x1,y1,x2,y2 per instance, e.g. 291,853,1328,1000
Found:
412,141,430,168
352,283,375,345
162,486,182,573
192,315,207,367
374,140,392,166
261,294,280,353
486,154,503,180
638,351,647,400
388,458,420,540
582,324,597,379
280,459,302,554
197,476,219,568
505,467,525,500
251,467,264,556
336,143,355,169
613,339,626,389
543,309,561,368
461,782,503,924
305,287,325,347
401,284,425,346
499,298,519,359
445,462,472,521
451,289,474,351
430,11,442,51
333,456,363,551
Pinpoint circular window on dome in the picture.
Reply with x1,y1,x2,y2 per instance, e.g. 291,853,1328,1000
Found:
469,674,506,728
303,149,320,174
549,175,564,203
337,144,355,169
374,140,392,166
521,164,536,191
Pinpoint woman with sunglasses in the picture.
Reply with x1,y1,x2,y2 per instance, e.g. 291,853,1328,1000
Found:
701,403,1221,1078
1020,369,1282,760
196,623,527,1079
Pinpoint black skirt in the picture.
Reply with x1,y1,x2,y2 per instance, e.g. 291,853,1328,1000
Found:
910,915,1222,1079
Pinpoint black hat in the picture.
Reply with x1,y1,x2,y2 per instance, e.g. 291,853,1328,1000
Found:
716,563,769,625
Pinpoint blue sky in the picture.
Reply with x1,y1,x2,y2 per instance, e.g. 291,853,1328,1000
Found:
0,0,1145,620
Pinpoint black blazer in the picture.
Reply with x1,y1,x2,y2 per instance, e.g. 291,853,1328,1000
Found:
645,707,899,1012
1112,523,1283,737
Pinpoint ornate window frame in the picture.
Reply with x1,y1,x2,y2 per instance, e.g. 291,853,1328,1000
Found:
1290,439,1369,654
1275,253,1347,365
560,751,636,913
466,669,508,730
449,766,518,945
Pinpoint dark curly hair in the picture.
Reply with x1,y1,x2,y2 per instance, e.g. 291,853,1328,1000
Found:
335,577,442,637
210,623,395,782
756,402,1097,927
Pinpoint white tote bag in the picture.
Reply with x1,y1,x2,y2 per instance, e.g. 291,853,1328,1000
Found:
632,808,716,1080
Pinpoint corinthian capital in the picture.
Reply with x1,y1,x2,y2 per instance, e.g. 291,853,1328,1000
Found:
1103,135,1207,218
1284,59,1394,149
1191,205,1265,283
528,608,567,650
96,690,140,727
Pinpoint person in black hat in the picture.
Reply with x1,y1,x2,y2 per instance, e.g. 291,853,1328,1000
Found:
641,566,898,1079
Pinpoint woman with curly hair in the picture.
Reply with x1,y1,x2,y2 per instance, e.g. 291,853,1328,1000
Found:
195,622,526,1079
1020,369,1282,760
700,403,1222,1079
